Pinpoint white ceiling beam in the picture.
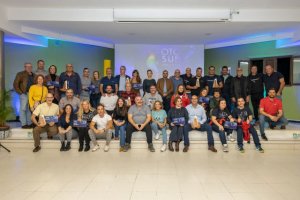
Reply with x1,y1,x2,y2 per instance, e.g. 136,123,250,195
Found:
0,6,48,46
7,8,113,21
232,9,300,22
22,26,114,48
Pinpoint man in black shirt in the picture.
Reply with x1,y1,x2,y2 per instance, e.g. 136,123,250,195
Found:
181,67,193,98
248,65,264,122
263,65,285,98
231,67,250,106
204,66,223,96
232,97,264,153
190,67,206,96
220,66,233,111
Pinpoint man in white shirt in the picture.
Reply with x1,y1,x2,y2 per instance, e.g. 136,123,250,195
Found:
100,85,118,115
88,104,113,152
186,95,217,152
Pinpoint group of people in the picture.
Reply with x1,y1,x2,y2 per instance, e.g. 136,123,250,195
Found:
13,60,288,153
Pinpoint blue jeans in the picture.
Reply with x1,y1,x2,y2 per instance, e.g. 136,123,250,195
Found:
20,94,31,126
186,123,214,146
237,125,261,148
151,122,167,145
212,124,231,145
259,115,288,135
115,124,126,147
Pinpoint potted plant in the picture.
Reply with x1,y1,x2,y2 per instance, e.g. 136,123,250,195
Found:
0,90,13,131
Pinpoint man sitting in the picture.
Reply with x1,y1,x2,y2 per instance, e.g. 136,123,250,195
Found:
143,85,163,110
59,88,80,114
31,93,59,152
259,88,288,141
232,97,264,153
120,82,138,107
186,95,217,152
124,96,155,152
88,104,113,152
100,84,118,115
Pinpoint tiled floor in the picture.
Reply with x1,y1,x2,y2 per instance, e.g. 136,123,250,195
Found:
0,148,300,200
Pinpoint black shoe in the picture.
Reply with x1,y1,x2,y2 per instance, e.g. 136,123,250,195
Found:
33,146,41,152
269,123,275,129
123,143,130,152
84,146,90,152
28,124,35,128
183,146,189,152
261,134,268,141
175,141,180,152
65,142,71,151
280,125,286,129
78,145,83,152
22,125,29,129
60,142,65,151
169,142,174,152
148,143,155,152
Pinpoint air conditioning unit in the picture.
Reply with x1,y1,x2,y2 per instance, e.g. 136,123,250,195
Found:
113,9,231,23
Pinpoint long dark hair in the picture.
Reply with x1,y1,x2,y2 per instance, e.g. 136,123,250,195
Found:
61,104,75,121
132,69,141,83
115,98,128,117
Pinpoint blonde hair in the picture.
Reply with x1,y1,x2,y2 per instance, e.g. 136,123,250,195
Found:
152,100,163,111
77,100,95,119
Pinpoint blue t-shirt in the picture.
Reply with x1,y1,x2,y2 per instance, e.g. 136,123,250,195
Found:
151,109,167,123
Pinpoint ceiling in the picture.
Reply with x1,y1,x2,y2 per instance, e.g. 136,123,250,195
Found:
1,0,300,48
1,0,300,9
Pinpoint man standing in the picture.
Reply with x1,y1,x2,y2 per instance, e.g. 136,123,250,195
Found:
80,68,92,101
59,64,82,97
181,67,193,98
220,66,233,110
259,88,288,141
31,93,59,152
190,67,206,96
13,62,35,129
100,85,118,115
59,89,81,114
124,96,155,152
263,65,285,99
143,85,163,110
170,69,183,94
35,60,47,77
157,70,173,113
89,104,113,152
248,65,264,123
231,67,250,106
100,68,118,96
204,66,223,96
186,95,217,152
115,66,131,95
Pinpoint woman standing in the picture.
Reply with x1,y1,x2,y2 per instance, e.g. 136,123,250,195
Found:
28,75,48,112
211,98,234,152
167,97,189,152
90,71,101,108
58,104,77,151
77,100,95,152
151,101,168,152
112,98,128,152
130,69,142,95
170,84,190,108
143,69,156,95
45,65,60,104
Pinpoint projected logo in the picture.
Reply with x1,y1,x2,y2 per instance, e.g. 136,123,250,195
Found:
160,48,179,68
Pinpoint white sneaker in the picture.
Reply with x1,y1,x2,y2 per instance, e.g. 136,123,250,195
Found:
92,145,100,152
160,144,167,152
223,144,229,152
155,133,160,140
228,134,235,142
104,145,109,152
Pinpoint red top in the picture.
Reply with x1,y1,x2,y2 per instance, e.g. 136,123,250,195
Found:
259,97,282,116
170,94,190,108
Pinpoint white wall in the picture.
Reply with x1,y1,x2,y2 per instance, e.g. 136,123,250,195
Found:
114,44,204,80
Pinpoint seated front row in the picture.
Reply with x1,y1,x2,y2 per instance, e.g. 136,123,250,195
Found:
31,92,279,153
